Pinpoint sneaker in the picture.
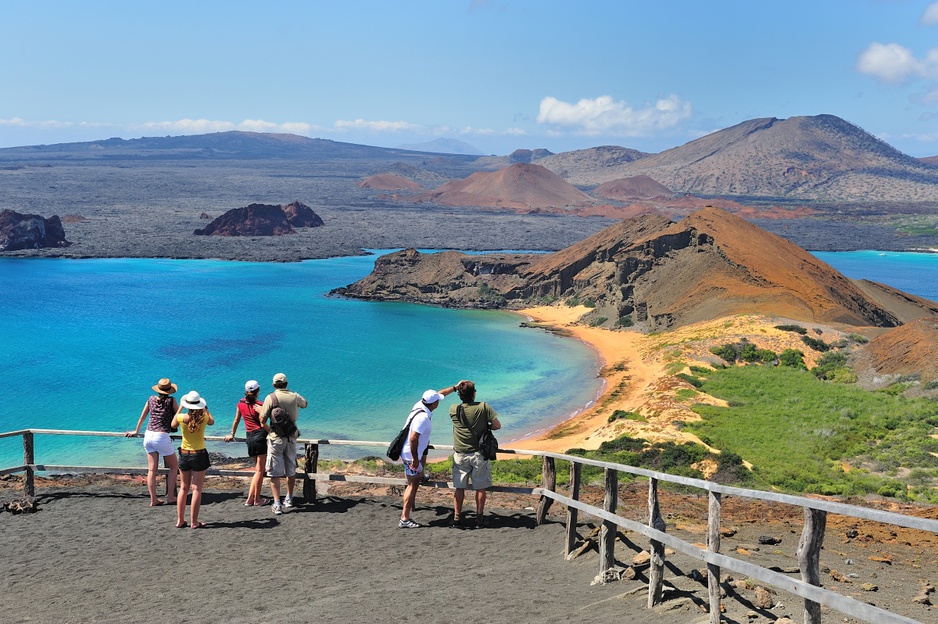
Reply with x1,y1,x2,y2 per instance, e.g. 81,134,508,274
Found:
283,496,294,509
272,502,283,515
398,518,420,529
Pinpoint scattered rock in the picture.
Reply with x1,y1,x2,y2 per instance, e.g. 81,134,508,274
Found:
869,555,892,565
0,209,70,251
720,527,738,537
758,535,781,545
199,212,211,219
861,583,879,592
829,569,852,583
632,551,652,566
754,586,775,609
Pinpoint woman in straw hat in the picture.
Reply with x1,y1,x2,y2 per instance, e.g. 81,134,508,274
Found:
125,378,180,507
172,390,214,529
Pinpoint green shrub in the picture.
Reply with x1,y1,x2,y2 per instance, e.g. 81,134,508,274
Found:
801,335,830,352
776,324,808,335
710,344,738,363
608,410,644,423
616,314,634,328
676,372,703,388
778,349,807,369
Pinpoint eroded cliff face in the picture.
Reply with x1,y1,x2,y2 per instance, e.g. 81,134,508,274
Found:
0,210,70,251
334,207,937,332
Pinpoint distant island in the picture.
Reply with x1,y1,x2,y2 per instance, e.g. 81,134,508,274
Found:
0,113,936,260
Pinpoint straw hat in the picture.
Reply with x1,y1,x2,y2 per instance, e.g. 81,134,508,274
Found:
152,378,178,395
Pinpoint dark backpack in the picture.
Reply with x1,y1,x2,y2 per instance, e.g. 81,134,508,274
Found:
269,393,298,438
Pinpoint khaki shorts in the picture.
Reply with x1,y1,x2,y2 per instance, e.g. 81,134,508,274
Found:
452,452,492,490
265,437,297,478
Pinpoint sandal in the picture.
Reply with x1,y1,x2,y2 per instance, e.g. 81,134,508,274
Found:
253,497,271,506
450,514,462,528
191,521,207,529
175,521,188,529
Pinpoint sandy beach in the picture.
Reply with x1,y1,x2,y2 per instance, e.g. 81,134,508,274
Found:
505,307,845,457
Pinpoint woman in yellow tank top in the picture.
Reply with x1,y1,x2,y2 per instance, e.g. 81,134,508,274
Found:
171,390,215,528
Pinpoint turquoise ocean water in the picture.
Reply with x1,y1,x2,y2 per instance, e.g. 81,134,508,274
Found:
2,249,937,469
0,253,603,468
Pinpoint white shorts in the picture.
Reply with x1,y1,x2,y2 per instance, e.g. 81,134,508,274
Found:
143,430,175,457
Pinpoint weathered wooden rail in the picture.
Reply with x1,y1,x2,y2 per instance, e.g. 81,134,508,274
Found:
1,428,935,624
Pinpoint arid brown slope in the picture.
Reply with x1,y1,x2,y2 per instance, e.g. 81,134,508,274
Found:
539,115,938,202
336,207,938,332
852,318,938,383
357,173,422,191
594,175,672,200
411,163,594,211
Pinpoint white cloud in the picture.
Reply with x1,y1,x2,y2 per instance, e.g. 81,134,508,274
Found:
535,94,692,136
334,119,423,133
857,42,920,83
923,2,938,25
0,117,77,129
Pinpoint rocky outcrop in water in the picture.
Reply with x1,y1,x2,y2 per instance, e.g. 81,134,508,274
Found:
335,207,938,332
194,202,323,236
0,209,70,251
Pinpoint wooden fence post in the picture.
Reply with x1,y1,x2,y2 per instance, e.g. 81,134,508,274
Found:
303,443,319,504
600,468,618,572
536,455,556,525
564,462,582,557
23,431,34,499
707,491,722,624
797,507,827,624
647,477,666,607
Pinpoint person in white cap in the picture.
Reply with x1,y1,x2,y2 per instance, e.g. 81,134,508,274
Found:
398,383,460,528
259,372,308,515
224,380,269,507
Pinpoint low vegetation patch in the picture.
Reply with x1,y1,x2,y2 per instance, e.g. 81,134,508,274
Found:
686,365,938,502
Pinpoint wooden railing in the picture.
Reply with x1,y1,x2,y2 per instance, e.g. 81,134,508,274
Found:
1,428,935,624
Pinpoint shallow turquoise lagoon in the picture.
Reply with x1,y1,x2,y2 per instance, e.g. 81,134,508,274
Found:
0,254,602,467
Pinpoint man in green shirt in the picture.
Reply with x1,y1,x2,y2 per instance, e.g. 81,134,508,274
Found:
449,380,501,528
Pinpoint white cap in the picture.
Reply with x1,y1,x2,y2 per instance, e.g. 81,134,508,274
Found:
422,389,444,404
245,380,260,393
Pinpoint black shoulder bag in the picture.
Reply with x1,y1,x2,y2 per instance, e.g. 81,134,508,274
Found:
387,407,422,461
456,404,498,460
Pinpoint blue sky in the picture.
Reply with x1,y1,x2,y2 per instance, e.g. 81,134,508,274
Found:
2,0,938,156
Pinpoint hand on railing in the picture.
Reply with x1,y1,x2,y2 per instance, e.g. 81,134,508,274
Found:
123,431,140,438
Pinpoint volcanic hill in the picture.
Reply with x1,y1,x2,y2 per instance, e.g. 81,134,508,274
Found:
411,163,594,212
537,115,938,202
334,206,938,332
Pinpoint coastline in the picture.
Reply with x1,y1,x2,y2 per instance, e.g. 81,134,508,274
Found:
505,305,666,454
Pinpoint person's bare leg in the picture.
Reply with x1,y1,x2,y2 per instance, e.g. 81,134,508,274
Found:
189,470,206,527
176,471,191,527
146,452,161,505
401,474,420,521
476,489,487,522
163,453,179,504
